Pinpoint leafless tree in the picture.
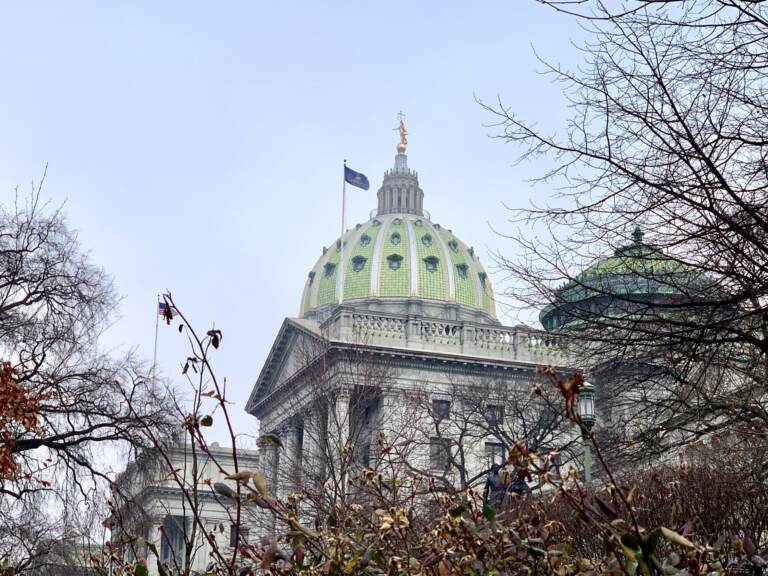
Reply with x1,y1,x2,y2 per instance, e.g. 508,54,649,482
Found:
483,0,768,468
389,373,580,494
0,183,175,572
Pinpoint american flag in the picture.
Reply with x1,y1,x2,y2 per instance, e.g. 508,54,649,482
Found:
158,301,175,316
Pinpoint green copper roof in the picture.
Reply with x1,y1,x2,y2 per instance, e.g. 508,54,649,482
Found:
300,213,496,319
540,229,707,331
577,244,693,282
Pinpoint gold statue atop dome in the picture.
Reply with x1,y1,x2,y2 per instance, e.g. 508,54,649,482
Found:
395,111,408,153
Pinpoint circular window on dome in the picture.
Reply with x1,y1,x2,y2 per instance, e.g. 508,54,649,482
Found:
393,218,402,225
448,239,459,252
352,255,367,272
387,254,403,271
324,262,336,277
414,219,423,227
421,233,433,247
424,256,439,273
360,234,371,246
390,232,401,245
456,263,468,279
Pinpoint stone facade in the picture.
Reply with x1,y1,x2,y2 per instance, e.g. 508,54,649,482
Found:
247,140,578,538
108,439,259,576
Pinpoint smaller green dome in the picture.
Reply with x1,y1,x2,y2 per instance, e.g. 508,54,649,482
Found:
540,227,707,332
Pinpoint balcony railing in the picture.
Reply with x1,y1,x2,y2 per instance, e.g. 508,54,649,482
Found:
322,309,571,367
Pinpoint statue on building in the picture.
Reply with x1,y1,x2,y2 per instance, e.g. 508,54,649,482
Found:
396,111,408,153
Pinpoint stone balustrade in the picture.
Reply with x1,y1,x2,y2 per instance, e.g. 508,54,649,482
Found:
322,308,571,366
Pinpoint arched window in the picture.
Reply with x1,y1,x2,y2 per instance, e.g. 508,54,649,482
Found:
390,232,401,245
360,234,371,246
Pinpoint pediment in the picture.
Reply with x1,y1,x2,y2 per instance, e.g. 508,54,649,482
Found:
246,317,323,416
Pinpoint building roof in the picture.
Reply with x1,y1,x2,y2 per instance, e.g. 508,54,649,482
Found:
540,227,708,332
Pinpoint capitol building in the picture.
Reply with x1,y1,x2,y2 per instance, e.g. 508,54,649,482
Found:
245,124,574,525
112,124,703,569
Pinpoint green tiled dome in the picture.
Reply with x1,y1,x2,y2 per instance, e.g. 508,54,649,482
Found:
300,213,496,320
540,227,706,332
300,148,496,322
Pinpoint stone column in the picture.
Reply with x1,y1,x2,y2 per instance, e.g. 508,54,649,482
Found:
257,435,278,496
278,423,301,500
256,435,278,537
327,390,351,497
302,409,326,489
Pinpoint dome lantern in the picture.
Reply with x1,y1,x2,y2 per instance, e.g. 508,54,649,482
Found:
377,113,424,216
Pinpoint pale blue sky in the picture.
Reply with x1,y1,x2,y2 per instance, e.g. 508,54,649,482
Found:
0,1,583,446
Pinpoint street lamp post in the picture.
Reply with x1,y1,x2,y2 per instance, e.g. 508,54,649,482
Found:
578,381,596,486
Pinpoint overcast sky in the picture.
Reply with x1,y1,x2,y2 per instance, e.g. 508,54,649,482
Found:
0,2,584,448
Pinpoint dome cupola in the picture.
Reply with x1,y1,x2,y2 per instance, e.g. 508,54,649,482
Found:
540,226,707,332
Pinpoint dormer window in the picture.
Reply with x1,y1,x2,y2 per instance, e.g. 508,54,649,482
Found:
390,232,401,245
355,223,362,229
414,219,423,227
360,234,371,246
324,262,336,277
456,263,468,279
322,246,328,255
352,255,367,272
393,218,402,225
478,272,488,285
424,256,439,272
469,247,475,257
372,219,382,226
387,254,403,271
448,239,458,252
434,223,441,230
336,239,342,252
421,234,433,247
308,271,316,285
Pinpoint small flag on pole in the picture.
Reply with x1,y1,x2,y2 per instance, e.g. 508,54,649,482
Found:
158,301,176,316
344,166,370,190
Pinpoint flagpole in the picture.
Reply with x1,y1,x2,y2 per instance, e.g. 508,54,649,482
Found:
152,294,160,387
340,160,347,305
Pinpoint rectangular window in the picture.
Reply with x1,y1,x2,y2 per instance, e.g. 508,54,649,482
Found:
432,399,451,420
358,440,371,468
229,524,250,548
484,442,506,468
160,515,187,567
486,404,504,425
429,437,451,470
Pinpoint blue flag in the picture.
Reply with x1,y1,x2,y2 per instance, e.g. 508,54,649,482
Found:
344,166,370,190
